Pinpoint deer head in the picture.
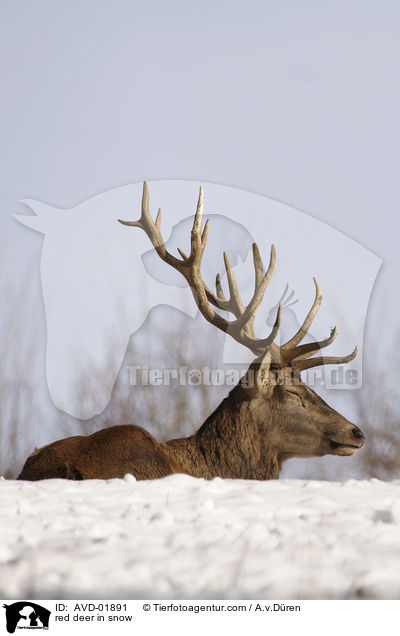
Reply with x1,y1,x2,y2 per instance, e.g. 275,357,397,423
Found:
119,183,364,476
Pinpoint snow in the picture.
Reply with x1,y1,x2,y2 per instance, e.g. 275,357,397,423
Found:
1,474,400,600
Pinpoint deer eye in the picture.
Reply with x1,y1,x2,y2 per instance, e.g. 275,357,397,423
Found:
285,390,306,408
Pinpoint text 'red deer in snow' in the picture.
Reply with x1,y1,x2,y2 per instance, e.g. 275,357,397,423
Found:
18,183,364,481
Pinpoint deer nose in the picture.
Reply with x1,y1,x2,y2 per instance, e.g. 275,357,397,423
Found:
352,427,365,444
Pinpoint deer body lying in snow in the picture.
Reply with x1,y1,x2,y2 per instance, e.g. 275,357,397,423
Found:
18,183,364,481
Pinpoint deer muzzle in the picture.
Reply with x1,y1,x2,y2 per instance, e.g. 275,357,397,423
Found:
329,426,365,456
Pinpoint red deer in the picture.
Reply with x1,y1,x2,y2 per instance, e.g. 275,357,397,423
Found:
17,183,364,481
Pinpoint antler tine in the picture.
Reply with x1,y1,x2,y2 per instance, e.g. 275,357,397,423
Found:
119,183,194,271
281,278,322,350
190,186,206,259
224,303,282,357
292,346,358,372
203,258,250,331
142,179,150,218
264,304,282,347
155,208,162,231
119,182,168,259
204,245,272,341
252,243,265,288
278,279,358,371
215,273,225,301
201,218,210,246
223,252,245,315
193,185,204,234
236,244,276,329
286,326,338,363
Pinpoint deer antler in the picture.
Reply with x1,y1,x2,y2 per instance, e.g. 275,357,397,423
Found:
119,182,357,371
119,183,281,356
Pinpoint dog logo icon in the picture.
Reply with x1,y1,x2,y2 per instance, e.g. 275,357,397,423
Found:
2,602,51,633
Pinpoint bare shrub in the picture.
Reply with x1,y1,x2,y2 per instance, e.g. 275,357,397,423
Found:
350,350,400,480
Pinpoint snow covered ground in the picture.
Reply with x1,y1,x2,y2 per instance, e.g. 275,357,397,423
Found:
1,475,400,600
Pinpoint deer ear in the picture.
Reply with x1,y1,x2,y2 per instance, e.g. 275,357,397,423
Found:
240,350,273,395
13,200,63,234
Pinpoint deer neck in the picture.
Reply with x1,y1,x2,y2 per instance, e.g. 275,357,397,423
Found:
163,386,281,480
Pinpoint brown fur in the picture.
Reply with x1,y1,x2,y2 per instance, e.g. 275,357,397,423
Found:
17,370,364,481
